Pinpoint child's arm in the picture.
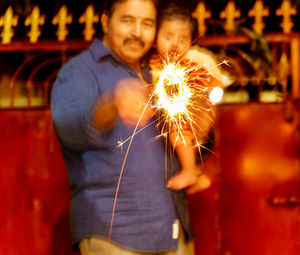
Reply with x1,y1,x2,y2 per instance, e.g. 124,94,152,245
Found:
167,128,199,190
170,129,196,168
167,127,212,192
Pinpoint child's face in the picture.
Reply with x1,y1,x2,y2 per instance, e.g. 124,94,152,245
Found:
156,18,192,58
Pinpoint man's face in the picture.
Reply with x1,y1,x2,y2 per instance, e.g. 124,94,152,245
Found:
156,18,192,58
101,0,156,66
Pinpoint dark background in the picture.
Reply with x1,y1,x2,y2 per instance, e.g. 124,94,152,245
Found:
0,0,300,40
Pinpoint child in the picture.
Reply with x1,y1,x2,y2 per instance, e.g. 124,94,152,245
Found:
150,5,223,193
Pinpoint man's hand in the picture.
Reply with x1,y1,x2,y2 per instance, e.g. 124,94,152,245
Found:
114,78,154,127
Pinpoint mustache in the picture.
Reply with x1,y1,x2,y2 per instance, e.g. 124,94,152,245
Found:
124,38,145,47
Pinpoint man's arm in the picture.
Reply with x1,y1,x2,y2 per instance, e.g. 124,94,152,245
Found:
93,78,154,132
92,91,118,132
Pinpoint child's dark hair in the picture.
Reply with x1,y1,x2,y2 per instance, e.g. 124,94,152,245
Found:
157,4,198,41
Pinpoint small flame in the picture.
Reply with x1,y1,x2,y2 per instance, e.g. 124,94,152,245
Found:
154,63,192,118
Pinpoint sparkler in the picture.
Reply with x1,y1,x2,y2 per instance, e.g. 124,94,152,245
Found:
109,53,227,240
151,55,219,148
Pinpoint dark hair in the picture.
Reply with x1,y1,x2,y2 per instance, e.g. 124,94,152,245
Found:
157,4,198,41
103,0,159,19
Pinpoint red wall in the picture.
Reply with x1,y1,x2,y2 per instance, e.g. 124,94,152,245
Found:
1,103,299,254
188,102,300,255
0,110,74,255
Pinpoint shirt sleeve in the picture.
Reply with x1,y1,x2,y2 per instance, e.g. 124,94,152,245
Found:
51,62,104,150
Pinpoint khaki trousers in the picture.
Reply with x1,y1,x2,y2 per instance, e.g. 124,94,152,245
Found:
79,227,194,255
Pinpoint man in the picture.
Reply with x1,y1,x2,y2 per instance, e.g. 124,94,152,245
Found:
51,0,194,254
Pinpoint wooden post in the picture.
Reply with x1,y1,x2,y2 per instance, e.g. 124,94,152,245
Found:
248,0,269,35
0,7,18,44
192,2,211,37
25,6,45,43
79,5,99,41
275,0,297,33
220,1,241,33
52,5,73,41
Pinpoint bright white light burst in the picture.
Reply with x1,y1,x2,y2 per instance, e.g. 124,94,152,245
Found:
209,87,223,104
154,63,192,119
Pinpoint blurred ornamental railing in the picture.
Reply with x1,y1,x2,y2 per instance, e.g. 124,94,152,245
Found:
0,0,299,108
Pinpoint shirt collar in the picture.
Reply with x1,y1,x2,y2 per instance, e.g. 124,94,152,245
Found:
89,38,152,83
90,39,112,61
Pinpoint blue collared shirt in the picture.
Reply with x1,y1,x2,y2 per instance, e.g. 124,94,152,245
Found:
51,39,192,253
